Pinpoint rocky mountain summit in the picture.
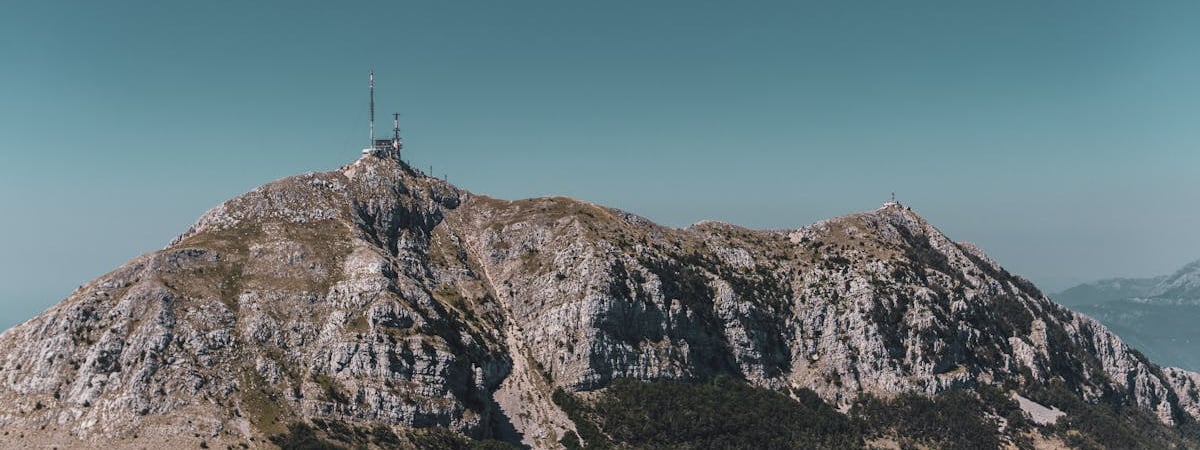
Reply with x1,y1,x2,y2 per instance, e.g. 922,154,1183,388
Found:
2,155,1199,449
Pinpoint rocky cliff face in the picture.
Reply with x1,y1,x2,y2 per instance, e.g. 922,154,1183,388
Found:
1,155,1197,449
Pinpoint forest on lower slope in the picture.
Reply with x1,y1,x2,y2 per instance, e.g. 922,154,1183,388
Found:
549,377,1200,450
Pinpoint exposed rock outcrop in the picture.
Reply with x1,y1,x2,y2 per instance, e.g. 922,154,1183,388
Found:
0,155,1196,448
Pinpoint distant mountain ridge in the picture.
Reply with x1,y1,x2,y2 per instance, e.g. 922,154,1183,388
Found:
1153,260,1200,301
1055,260,1200,372
1,154,1200,449
1054,277,1166,307
1057,260,1200,307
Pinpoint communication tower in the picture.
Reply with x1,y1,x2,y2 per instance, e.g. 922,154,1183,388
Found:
362,71,402,158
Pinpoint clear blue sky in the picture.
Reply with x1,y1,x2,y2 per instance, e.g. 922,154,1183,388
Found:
3,1,1200,330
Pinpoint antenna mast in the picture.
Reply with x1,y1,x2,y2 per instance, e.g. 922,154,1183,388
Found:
392,113,401,156
369,71,375,145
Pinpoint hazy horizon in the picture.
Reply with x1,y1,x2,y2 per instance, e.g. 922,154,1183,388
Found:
3,1,1200,330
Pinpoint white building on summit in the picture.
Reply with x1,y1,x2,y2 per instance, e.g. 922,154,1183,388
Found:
882,192,902,208
362,71,403,158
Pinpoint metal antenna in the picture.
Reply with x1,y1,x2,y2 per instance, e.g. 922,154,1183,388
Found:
369,71,375,146
392,112,401,156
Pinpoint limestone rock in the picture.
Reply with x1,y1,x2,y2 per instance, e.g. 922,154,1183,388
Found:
1,156,1197,449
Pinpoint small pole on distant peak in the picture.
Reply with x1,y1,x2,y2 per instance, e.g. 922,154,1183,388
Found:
392,113,401,157
369,71,375,147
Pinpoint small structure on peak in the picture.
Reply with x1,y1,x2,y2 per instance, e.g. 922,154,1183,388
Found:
361,71,403,159
881,192,902,209
392,112,403,154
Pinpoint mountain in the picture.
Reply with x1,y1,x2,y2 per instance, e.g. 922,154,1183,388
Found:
1154,260,1200,301
2,154,1200,449
1055,261,1200,372
1054,277,1165,307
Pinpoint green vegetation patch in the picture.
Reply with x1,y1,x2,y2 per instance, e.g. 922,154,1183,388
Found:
269,422,346,450
173,219,354,304
269,420,518,450
553,376,863,449
405,426,517,450
239,370,290,435
313,374,351,404
851,390,1004,450
1027,381,1200,450
549,378,1166,450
